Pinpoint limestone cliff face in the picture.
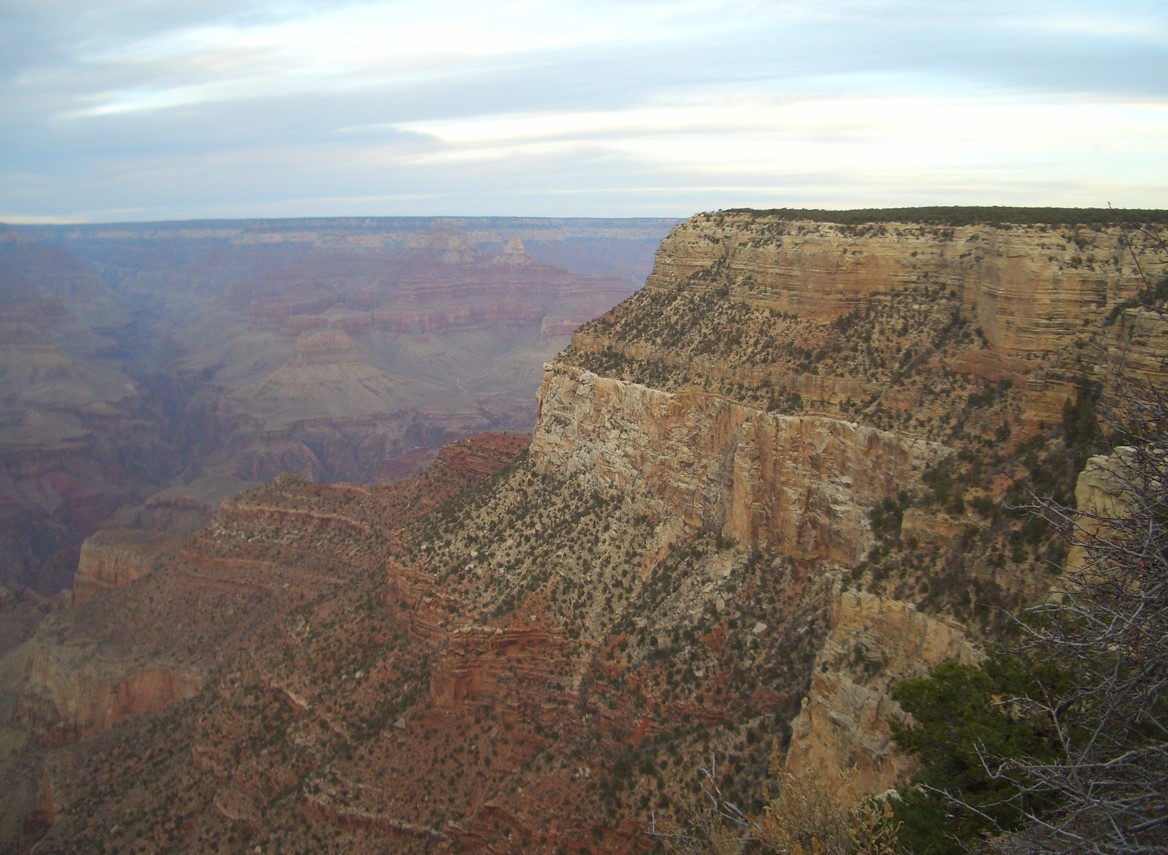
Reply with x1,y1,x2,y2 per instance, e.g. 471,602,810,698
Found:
22,638,200,745
531,364,942,563
646,215,1145,353
784,590,975,803
1066,447,1143,577
73,529,176,604
585,213,1162,434
529,209,1164,820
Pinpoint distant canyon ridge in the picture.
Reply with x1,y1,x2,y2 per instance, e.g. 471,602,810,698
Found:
0,217,678,595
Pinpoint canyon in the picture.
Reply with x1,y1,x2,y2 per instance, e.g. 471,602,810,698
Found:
0,217,674,596
0,208,1164,853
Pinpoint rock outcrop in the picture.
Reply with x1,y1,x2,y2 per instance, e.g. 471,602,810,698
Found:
73,529,177,604
22,640,200,745
1066,447,1148,577
572,212,1163,433
532,364,942,562
646,215,1144,352
784,589,975,803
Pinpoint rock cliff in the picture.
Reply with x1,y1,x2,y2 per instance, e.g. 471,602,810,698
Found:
643,215,1142,351
73,529,177,604
569,212,1162,432
23,645,201,745
784,589,975,803
532,365,943,563
545,210,1162,804
5,208,1166,853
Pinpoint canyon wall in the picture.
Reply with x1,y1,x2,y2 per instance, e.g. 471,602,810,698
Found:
645,215,1141,353
531,365,942,563
580,213,1161,435
0,218,674,596
534,209,1166,813
73,529,177,604
22,640,200,745
8,209,1166,853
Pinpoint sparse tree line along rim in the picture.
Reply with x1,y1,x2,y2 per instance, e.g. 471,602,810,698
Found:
715,206,1168,227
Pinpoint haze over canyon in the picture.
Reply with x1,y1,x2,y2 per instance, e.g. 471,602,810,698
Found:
0,217,676,597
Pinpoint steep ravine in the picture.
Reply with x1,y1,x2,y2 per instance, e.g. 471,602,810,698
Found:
0,218,673,597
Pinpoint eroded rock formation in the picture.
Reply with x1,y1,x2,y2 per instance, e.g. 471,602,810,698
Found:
4,208,1166,853
532,364,943,562
23,646,200,745
0,218,674,595
645,215,1141,351
73,529,177,604
784,589,976,803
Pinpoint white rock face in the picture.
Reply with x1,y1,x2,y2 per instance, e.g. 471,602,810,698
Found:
784,589,976,804
1067,446,1151,578
530,363,944,564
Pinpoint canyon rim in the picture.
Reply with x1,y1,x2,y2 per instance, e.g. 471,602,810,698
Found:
1,207,1165,853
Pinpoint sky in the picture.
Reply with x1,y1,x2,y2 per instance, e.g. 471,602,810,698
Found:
1,0,1166,223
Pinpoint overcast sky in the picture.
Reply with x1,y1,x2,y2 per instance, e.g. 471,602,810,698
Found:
2,0,1166,223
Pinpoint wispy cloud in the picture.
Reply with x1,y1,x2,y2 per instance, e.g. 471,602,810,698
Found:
1,0,1165,221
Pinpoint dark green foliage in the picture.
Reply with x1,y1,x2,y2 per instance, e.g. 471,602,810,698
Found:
922,459,963,511
1061,381,1100,452
1003,399,1110,513
890,657,1062,853
869,492,912,543
722,206,1168,228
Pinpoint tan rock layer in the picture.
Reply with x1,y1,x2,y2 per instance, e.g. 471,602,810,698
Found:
23,643,200,745
73,529,176,604
784,589,975,804
531,364,943,563
1067,448,1144,576
646,215,1151,354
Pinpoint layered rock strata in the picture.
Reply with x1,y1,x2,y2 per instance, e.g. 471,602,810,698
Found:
6,209,1167,854
645,215,1146,352
73,529,177,604
1,218,674,596
22,635,200,745
571,213,1163,434
531,365,942,563
784,589,975,803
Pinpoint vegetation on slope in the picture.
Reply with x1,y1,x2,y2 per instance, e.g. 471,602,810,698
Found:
12,213,1166,853
892,357,1168,853
722,206,1168,228
567,275,1009,442
400,454,832,835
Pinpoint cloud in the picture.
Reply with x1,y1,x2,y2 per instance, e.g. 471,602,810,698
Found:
1,0,1166,221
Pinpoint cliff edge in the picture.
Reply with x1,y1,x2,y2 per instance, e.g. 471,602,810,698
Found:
8,208,1166,853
